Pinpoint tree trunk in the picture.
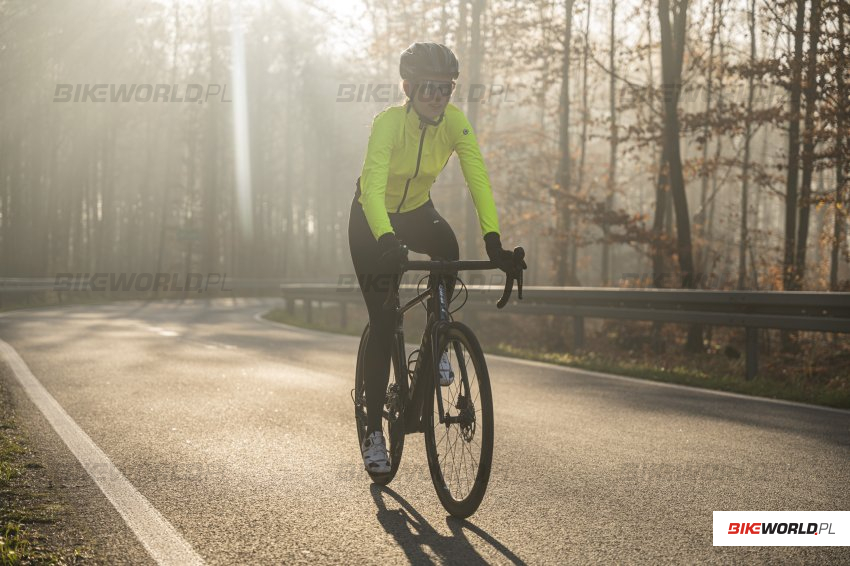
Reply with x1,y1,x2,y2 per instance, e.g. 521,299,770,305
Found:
603,0,617,286
783,0,806,292
652,147,670,285
646,0,657,281
738,0,756,289
794,0,822,289
577,0,591,282
659,0,702,351
464,0,485,259
697,0,719,275
156,1,182,288
202,1,220,275
555,0,575,286
831,8,847,291
453,0,470,252
704,3,725,277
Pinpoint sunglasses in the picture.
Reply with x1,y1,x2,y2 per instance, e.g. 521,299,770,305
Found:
415,80,455,99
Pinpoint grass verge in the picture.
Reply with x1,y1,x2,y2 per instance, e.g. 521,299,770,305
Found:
0,382,91,564
261,308,850,410
262,307,362,337
491,344,850,409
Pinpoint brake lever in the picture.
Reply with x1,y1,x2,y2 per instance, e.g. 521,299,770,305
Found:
496,273,514,309
496,246,525,310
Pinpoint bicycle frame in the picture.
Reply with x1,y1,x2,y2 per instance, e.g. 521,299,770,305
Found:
359,247,523,514
384,252,524,433
388,273,453,434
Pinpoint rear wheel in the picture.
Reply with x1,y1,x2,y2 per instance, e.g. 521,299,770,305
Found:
424,322,493,518
354,324,406,484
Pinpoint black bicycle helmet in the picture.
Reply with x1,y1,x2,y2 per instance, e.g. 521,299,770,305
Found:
399,42,459,80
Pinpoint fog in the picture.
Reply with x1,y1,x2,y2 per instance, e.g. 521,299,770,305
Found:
2,0,847,291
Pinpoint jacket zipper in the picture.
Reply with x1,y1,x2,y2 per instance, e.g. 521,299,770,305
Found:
395,124,428,213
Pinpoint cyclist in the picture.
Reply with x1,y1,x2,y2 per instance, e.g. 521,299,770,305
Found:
349,42,523,474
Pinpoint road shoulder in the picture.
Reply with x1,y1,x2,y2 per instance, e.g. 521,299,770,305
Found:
0,362,153,565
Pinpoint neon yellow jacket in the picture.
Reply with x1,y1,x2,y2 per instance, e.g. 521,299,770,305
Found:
358,102,500,240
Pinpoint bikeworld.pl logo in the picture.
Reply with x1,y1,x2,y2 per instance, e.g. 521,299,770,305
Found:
53,84,232,103
53,272,231,293
713,511,848,546
727,522,835,535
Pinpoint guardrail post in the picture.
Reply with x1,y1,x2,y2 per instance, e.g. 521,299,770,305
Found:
651,323,664,354
305,300,313,324
286,297,295,316
745,327,758,380
573,316,585,351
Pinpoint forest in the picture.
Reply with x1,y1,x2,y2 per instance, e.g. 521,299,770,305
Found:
1,0,847,295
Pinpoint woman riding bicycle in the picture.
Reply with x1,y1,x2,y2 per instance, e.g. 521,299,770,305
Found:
349,42,521,474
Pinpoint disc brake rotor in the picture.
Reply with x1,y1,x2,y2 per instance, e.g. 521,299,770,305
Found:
385,383,401,421
456,392,476,442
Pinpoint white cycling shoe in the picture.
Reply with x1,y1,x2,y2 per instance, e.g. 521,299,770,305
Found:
439,351,455,387
361,430,390,474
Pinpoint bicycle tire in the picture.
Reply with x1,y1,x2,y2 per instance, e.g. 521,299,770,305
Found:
354,324,406,485
424,321,494,518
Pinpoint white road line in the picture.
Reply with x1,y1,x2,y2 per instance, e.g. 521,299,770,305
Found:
252,309,362,340
488,353,850,416
0,339,206,566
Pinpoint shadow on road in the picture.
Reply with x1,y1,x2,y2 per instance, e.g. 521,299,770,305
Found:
370,484,526,565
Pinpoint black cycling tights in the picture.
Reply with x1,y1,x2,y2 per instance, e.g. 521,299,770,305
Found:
348,196,459,434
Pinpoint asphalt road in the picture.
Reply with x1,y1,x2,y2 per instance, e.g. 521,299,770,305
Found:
0,298,847,564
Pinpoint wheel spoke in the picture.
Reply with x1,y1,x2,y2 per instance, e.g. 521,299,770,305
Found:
426,326,492,515
434,338,480,502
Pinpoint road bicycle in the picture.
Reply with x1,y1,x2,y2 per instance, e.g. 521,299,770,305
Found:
353,246,525,518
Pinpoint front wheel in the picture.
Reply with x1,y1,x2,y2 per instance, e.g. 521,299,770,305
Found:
354,324,406,485
424,322,494,518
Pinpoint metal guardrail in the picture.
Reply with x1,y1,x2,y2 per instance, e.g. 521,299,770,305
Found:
0,278,58,292
3,278,848,380
277,283,850,381
0,277,310,303
0,277,306,293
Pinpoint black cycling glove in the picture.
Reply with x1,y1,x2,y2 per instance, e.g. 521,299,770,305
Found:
484,232,527,274
377,232,406,272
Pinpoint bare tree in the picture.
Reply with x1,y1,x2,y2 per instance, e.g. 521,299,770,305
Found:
464,0,486,259
737,0,756,289
602,0,616,285
794,0,822,288
831,2,848,290
658,0,701,351
783,0,807,293
555,0,576,286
